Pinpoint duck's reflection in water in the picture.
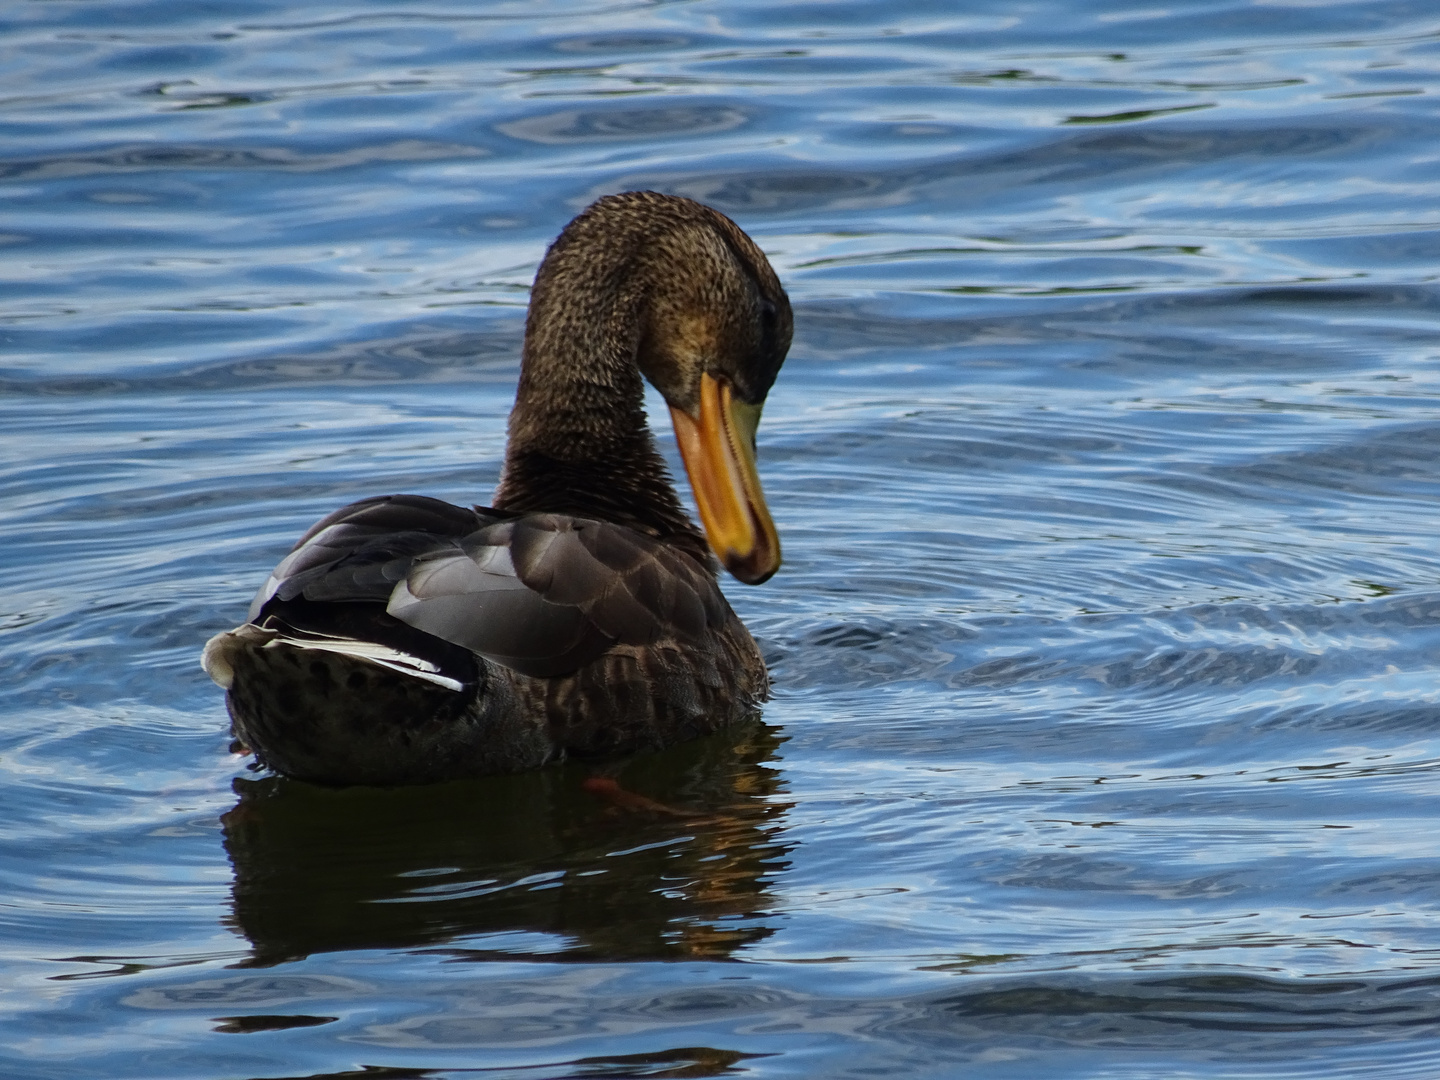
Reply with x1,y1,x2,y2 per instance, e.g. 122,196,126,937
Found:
222,722,791,966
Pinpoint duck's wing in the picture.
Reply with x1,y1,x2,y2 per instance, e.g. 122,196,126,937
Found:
390,513,728,678
248,493,489,618
250,497,727,680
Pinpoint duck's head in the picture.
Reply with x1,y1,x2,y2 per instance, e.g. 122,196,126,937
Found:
517,192,792,584
626,196,792,585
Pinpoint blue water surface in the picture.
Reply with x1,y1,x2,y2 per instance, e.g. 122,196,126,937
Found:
4,1,1440,1076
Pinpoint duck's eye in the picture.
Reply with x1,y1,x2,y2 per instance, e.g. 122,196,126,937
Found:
758,299,778,354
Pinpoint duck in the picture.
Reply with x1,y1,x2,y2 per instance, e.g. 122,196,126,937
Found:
201,191,793,786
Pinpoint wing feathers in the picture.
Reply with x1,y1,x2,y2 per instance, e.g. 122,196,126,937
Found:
254,498,727,680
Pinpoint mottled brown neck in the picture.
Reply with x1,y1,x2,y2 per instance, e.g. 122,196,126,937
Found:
492,197,709,564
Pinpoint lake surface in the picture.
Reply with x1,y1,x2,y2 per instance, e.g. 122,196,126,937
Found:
4,0,1440,1076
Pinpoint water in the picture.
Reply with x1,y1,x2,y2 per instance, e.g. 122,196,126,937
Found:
4,0,1440,1075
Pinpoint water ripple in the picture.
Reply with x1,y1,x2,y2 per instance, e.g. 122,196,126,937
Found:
6,0,1440,1077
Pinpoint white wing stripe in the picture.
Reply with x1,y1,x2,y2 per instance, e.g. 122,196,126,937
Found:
261,629,466,692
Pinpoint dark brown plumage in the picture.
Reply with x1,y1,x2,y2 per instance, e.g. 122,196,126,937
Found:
202,192,792,786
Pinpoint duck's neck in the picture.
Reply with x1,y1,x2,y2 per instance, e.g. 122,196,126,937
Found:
492,235,708,563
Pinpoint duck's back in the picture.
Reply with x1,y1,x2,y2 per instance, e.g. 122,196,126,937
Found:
203,494,768,784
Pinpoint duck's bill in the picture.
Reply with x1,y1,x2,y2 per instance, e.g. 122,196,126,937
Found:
670,372,781,585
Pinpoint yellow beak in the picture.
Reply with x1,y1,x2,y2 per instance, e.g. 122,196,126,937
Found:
669,372,781,585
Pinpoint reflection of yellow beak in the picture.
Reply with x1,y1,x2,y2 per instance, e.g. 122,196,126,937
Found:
669,372,781,585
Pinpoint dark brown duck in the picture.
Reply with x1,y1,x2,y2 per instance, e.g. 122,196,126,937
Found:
202,192,793,786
